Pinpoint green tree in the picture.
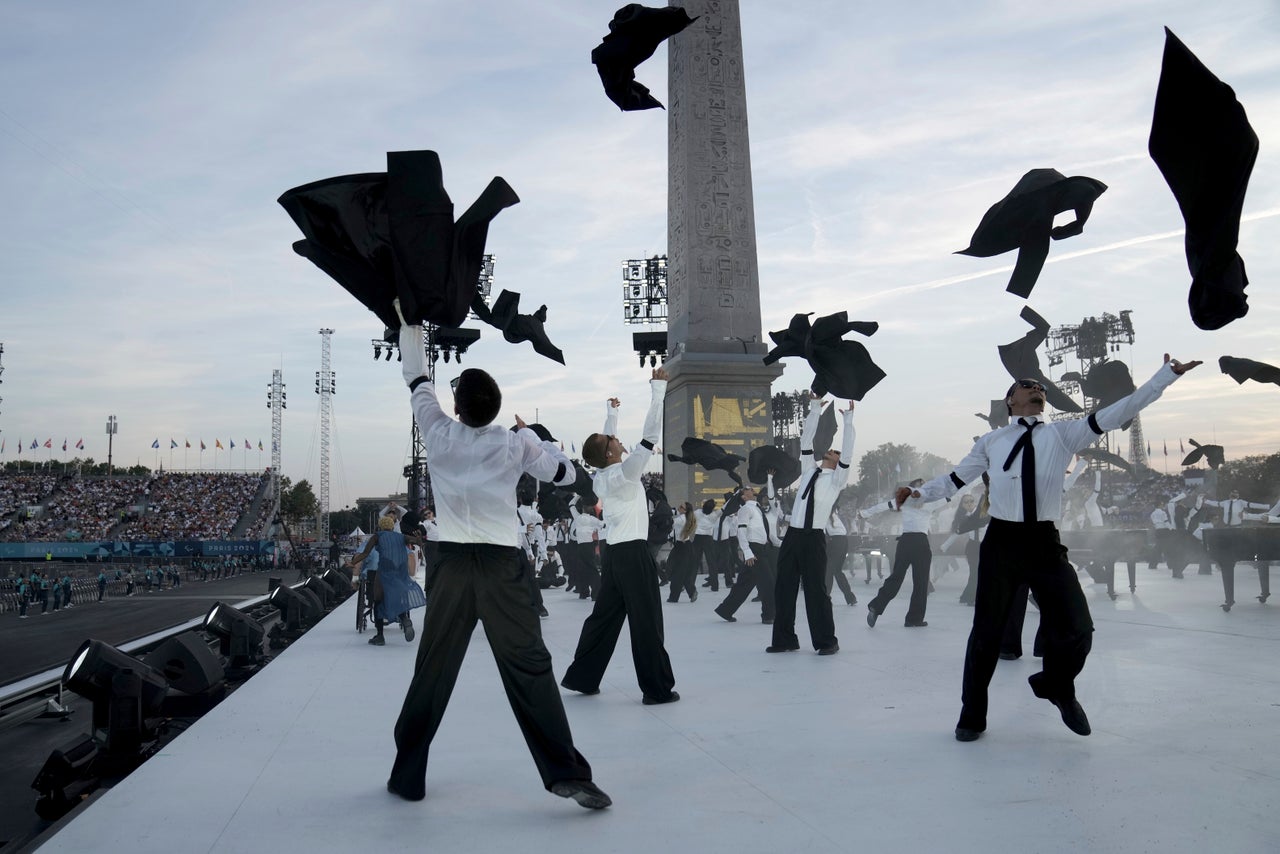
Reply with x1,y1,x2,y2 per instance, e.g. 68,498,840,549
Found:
855,443,954,502
1216,453,1280,504
279,477,319,527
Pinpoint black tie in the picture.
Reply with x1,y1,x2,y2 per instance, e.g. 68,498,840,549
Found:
801,469,820,529
1002,418,1039,522
762,509,772,543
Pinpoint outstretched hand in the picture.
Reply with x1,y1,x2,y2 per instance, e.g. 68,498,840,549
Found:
894,486,913,509
841,400,856,415
514,413,528,430
1164,353,1202,375
608,397,621,409
652,367,669,381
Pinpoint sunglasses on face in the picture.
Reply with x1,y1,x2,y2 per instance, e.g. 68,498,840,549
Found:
1015,380,1045,392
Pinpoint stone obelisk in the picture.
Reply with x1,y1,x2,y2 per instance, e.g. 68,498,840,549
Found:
664,0,782,509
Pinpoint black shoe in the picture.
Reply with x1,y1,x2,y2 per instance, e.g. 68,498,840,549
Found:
714,608,737,622
387,778,425,801
551,779,612,809
998,651,1020,660
904,620,928,628
817,643,839,656
642,691,680,705
765,642,800,653
1049,696,1091,736
761,617,773,624
368,634,385,646
560,678,600,696
845,594,856,606
401,615,415,642
955,727,983,742
750,595,761,602
690,588,698,603
538,606,549,618
667,597,679,603
866,607,879,627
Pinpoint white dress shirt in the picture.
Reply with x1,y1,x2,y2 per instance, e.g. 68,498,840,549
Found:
735,499,769,560
592,380,665,544
862,494,947,533
1203,496,1269,527
1150,508,1174,530
410,380,575,547
571,511,603,544
789,402,856,529
694,508,718,537
916,363,1181,522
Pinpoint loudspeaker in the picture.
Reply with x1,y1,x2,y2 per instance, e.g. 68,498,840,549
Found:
144,633,226,695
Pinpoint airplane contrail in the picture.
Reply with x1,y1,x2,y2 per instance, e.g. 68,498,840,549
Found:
852,206,1280,305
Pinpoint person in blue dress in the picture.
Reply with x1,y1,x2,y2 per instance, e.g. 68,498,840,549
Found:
351,515,426,646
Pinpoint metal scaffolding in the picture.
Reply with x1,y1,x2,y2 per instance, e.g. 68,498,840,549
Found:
316,329,335,542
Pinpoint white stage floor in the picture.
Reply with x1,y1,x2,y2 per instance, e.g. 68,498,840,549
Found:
40,562,1280,853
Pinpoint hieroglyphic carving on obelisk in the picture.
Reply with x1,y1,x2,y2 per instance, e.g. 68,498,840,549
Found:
664,0,782,509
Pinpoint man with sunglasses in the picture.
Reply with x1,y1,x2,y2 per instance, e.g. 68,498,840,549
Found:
901,356,1201,742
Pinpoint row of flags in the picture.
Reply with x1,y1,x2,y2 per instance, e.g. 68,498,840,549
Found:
1,438,270,453
149,438,268,451
1,438,85,453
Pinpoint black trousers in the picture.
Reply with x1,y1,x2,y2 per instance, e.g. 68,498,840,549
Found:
958,520,1094,732
960,538,980,603
772,528,836,650
562,540,676,701
690,535,713,584
421,541,440,596
571,542,600,599
869,532,931,623
666,540,698,602
390,543,591,797
824,535,854,600
717,543,776,620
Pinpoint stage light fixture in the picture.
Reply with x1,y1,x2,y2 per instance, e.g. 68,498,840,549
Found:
302,575,336,610
63,639,170,757
269,584,324,634
373,345,382,360
385,348,393,361
319,568,352,600
203,602,267,670
32,734,100,821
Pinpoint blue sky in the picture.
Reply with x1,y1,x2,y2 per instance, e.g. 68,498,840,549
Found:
1,0,1278,510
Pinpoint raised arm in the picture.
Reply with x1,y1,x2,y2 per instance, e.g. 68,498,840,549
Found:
1059,356,1200,454
799,394,824,461
603,397,620,436
834,403,856,489
620,369,667,481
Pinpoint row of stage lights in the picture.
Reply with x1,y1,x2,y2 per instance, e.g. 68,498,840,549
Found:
32,569,354,821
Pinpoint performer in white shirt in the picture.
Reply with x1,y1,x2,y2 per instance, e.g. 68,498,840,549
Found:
713,485,776,623
863,479,947,627
561,370,679,705
907,355,1200,743
387,313,608,810
768,395,855,656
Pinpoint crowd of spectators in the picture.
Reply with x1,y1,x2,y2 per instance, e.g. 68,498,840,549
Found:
115,472,270,541
0,474,59,534
0,471,270,542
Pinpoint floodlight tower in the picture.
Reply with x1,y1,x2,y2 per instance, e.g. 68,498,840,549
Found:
1045,310,1146,468
316,329,335,542
622,255,670,368
266,369,286,518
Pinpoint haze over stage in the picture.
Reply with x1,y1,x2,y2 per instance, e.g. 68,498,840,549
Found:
41,567,1279,854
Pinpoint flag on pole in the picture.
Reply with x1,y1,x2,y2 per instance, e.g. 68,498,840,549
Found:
258,440,264,451
201,440,207,451
170,439,178,449
1164,440,1168,456
76,438,84,450
1,439,5,453
62,439,67,452
1147,441,1152,457
185,439,191,449
44,438,52,448
1179,439,1184,454
31,439,39,449
230,439,236,449
17,438,22,454
245,438,251,449
151,439,160,448
215,439,224,450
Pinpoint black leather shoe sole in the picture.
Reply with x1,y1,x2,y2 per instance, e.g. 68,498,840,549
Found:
1051,697,1092,736
551,780,613,809
765,643,800,653
387,778,425,801
817,644,839,656
642,691,680,705
954,728,982,742
904,621,928,628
